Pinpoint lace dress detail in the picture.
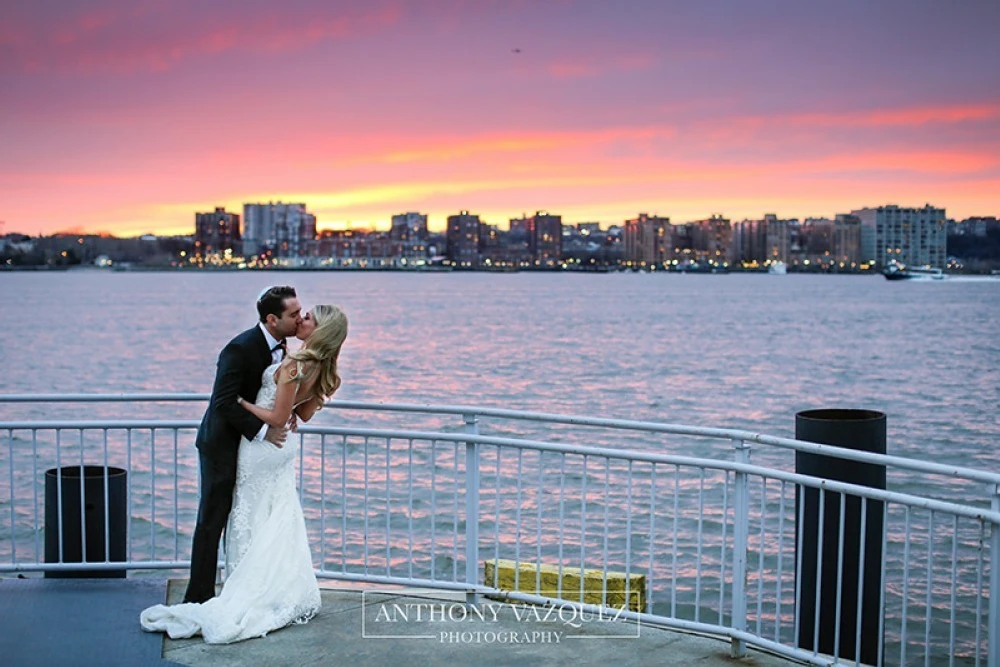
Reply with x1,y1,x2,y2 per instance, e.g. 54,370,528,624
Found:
225,365,284,574
140,363,321,644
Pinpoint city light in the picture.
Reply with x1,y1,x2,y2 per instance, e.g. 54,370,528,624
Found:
3,206,995,273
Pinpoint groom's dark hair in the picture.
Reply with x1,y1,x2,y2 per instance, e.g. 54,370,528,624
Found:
257,286,297,322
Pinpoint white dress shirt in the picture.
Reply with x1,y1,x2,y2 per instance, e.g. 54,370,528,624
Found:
253,323,285,441
259,323,285,365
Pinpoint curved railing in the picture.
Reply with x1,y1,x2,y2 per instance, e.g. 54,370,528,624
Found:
1,394,998,667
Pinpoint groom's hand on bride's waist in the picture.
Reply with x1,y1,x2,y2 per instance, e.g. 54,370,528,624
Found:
264,425,287,448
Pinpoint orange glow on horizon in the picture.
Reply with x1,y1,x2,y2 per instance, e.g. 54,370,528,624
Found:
3,5,998,238
7,117,999,238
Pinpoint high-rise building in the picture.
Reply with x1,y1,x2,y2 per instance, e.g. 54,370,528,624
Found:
832,214,862,268
243,202,315,258
949,216,999,237
479,222,499,250
390,212,428,260
505,216,532,267
688,214,732,265
730,220,751,264
851,205,946,269
194,207,241,259
300,212,318,257
529,211,563,268
446,210,481,268
623,213,671,268
731,214,789,267
763,215,790,265
801,217,835,266
390,212,428,242
478,222,519,268
509,215,530,237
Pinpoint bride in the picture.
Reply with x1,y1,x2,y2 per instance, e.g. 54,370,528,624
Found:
141,304,349,644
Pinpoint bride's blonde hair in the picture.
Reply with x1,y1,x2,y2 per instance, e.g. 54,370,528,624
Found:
290,304,348,402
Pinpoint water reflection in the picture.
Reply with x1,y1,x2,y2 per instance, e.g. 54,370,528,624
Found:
2,272,998,663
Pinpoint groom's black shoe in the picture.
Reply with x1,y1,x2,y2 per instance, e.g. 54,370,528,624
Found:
182,578,218,604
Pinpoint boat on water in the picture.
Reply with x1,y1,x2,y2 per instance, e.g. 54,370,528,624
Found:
767,261,787,275
883,261,945,281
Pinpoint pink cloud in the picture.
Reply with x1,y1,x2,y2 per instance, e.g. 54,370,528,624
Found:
705,102,1000,137
783,103,1000,128
2,3,997,237
3,1,404,74
681,101,1000,156
546,52,654,79
790,149,1000,176
375,125,676,164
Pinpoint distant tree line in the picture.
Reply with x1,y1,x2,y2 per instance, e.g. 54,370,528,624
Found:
948,229,1000,262
1,233,192,268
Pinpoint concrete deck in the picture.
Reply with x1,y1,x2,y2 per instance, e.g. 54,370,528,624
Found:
160,581,801,667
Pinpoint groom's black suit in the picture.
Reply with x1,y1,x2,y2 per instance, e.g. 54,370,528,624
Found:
184,325,273,603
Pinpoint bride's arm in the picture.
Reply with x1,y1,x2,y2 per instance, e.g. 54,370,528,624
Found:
293,394,326,423
237,361,315,428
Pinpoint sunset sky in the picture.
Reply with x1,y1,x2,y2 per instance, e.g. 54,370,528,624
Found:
2,0,999,237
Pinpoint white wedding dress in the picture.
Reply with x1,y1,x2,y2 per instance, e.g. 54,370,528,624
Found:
140,363,321,643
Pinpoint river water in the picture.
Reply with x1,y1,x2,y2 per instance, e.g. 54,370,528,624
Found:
1,270,998,661
3,270,996,462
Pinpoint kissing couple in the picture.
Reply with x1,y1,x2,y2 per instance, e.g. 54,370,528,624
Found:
141,286,348,643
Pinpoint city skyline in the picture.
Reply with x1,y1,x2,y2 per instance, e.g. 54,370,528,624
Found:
2,1,999,237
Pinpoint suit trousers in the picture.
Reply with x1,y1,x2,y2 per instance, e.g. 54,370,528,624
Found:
184,447,239,603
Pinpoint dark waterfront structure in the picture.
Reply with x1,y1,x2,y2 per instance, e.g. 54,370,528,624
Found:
446,210,482,269
194,206,241,260
528,211,563,268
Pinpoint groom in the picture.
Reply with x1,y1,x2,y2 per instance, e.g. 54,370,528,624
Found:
183,285,303,603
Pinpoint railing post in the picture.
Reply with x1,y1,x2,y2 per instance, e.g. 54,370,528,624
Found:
731,438,750,658
990,486,999,667
464,413,481,606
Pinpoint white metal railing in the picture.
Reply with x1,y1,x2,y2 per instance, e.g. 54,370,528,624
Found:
1,395,998,667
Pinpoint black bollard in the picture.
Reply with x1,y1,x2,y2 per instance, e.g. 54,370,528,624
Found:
44,466,127,578
795,409,885,665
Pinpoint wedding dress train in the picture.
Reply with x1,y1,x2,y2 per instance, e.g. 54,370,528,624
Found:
140,363,321,643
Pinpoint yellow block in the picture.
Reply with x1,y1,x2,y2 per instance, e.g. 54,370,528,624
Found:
483,558,646,613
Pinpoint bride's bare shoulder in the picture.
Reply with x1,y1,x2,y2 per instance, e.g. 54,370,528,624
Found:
277,358,317,384
275,358,300,383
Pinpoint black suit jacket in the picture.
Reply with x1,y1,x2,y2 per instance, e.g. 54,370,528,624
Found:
195,325,271,457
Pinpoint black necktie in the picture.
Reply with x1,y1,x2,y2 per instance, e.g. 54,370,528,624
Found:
271,340,286,357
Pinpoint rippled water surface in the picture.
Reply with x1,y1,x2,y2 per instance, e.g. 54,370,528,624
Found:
1,270,998,662
3,270,997,455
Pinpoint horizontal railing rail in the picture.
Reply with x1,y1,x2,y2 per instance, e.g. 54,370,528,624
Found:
1,395,997,666
4,422,995,525
4,394,999,487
